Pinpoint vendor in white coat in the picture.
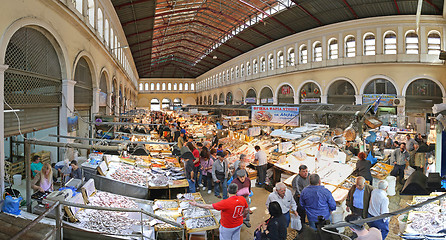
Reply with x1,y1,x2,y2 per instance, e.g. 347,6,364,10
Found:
266,182,298,227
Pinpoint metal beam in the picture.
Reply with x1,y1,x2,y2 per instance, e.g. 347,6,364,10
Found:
341,0,359,18
49,135,174,145
127,20,257,48
115,0,152,10
236,0,295,34
394,0,401,14
290,0,322,25
424,0,441,13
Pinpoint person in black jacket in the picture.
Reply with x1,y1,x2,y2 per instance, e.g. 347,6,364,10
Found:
258,201,287,240
354,152,373,185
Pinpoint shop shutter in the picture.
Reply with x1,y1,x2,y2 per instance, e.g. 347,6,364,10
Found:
4,27,62,137
74,58,93,109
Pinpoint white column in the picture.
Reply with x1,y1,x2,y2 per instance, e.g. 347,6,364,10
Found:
107,92,112,115
59,79,76,160
0,64,8,197
355,95,363,105
92,88,101,115
294,95,299,104
320,95,328,104
442,97,446,103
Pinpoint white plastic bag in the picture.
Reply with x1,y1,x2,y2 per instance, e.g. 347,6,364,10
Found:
290,214,302,231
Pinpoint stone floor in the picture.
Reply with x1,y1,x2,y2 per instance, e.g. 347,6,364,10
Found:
200,180,413,240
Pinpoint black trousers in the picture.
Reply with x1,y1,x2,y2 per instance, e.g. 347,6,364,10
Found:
294,194,307,224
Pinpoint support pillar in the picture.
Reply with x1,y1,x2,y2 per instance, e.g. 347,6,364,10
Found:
320,95,328,104
59,79,76,161
294,95,299,104
355,95,363,105
0,64,8,197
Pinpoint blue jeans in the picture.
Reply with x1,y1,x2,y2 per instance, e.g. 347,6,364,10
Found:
368,213,389,240
309,215,332,230
187,179,196,193
214,178,228,199
283,211,290,228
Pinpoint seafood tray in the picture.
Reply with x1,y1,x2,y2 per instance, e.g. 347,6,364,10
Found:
179,200,204,209
185,216,219,233
340,180,353,189
177,192,203,201
182,207,211,219
406,211,446,235
154,200,179,210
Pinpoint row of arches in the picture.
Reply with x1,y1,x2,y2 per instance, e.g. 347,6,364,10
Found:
139,82,195,92
198,77,444,109
149,98,183,111
197,27,442,91
71,0,134,82
1,22,136,135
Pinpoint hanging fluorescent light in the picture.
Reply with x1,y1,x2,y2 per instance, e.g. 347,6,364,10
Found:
4,109,22,113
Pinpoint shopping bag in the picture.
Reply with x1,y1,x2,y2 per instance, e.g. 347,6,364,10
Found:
2,195,22,215
366,151,377,165
290,214,302,231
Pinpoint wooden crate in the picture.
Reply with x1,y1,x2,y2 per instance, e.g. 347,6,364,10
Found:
5,161,25,183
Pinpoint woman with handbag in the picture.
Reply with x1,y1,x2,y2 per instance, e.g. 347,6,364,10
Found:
254,201,287,240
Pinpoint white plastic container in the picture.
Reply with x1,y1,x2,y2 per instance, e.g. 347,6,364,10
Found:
386,176,396,196
397,215,407,233
13,174,22,186
331,206,345,233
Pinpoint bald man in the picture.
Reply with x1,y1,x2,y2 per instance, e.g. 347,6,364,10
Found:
346,176,373,218
265,182,298,227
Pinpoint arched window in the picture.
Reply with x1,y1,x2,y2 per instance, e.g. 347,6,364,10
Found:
226,70,229,81
144,83,149,91
97,8,103,38
235,67,239,78
253,59,258,73
110,28,114,49
345,36,356,57
328,39,338,59
260,87,274,104
150,83,155,91
364,33,375,55
247,62,251,75
364,79,397,94
327,80,355,104
406,31,419,54
300,45,308,64
240,64,244,77
173,83,177,90
313,42,322,62
185,83,189,91
406,79,443,109
139,83,143,91
268,54,274,70
75,0,83,13
104,19,109,45
222,72,225,82
288,48,295,66
168,83,172,90
300,82,321,103
231,68,234,79
179,83,183,91
162,83,166,90
277,51,284,68
427,32,441,55
384,32,397,54
156,83,160,91
191,83,195,91
260,57,266,72
114,36,118,56
87,0,95,27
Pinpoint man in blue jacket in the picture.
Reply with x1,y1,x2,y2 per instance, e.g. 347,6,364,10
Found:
300,173,336,230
